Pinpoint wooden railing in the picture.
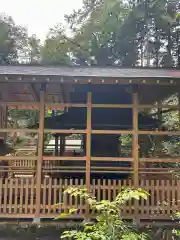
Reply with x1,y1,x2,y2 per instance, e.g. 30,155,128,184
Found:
6,158,180,178
0,177,179,220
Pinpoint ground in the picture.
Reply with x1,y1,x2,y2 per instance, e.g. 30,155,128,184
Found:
0,224,72,240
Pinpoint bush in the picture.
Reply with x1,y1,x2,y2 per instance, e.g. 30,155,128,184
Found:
56,187,151,240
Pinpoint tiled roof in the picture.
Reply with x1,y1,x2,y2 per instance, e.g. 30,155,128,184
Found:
0,65,179,78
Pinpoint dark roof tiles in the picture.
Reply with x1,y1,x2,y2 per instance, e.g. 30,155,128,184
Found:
0,65,179,78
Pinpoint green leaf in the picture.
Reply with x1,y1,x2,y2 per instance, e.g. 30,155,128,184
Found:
54,213,69,219
175,212,180,218
69,208,78,214
61,230,78,239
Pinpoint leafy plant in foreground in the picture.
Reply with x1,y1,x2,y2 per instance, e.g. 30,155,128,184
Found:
172,212,180,238
56,187,150,240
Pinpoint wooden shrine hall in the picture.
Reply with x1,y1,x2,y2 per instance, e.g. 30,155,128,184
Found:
0,65,180,222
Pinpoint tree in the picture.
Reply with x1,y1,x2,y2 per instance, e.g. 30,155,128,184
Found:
0,13,27,64
40,0,132,66
27,34,40,63
130,0,179,67
40,24,72,65
61,0,180,67
66,0,133,66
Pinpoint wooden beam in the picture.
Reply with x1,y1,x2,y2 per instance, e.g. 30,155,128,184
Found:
92,130,132,135
86,92,92,192
0,127,180,135
44,129,86,134
0,128,38,133
92,104,133,108
138,171,174,174
0,127,180,136
1,155,179,163
0,156,37,161
46,144,81,147
43,156,131,162
1,75,179,86
42,170,133,174
43,167,132,172
91,157,132,162
2,101,180,110
0,169,36,172
0,102,40,107
43,156,86,161
132,92,139,187
35,85,45,219
47,103,87,109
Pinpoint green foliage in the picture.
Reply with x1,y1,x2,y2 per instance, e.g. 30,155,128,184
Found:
27,34,40,63
40,24,72,65
37,0,180,67
57,187,150,240
8,109,39,129
172,212,180,237
0,14,27,64
68,0,133,66
0,0,180,68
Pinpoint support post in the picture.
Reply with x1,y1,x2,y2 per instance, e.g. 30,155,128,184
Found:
85,92,92,220
3,105,7,143
55,135,59,156
132,90,139,224
179,92,180,129
60,136,65,156
178,93,180,212
157,101,162,130
86,92,92,192
34,85,45,221
132,91,139,187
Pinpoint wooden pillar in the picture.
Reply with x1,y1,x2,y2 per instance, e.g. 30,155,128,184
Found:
157,101,162,129
179,92,180,129
85,92,92,219
52,110,56,116
35,85,45,219
60,135,65,156
55,135,59,156
132,91,139,187
86,92,92,192
3,105,7,143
